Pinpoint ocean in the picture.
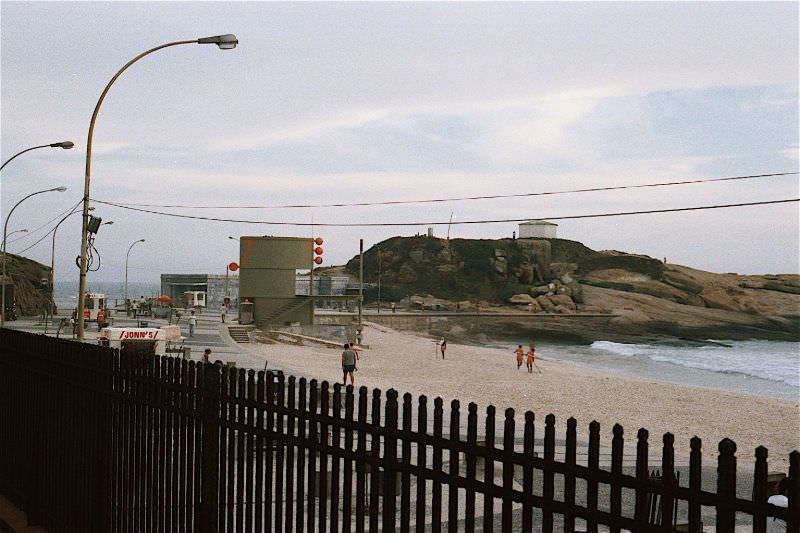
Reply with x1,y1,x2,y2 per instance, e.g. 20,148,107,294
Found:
53,281,161,311
528,339,800,402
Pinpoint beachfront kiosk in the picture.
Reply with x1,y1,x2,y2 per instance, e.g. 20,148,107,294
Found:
237,236,313,326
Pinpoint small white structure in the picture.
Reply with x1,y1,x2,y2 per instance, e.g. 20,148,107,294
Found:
519,220,558,239
98,325,183,356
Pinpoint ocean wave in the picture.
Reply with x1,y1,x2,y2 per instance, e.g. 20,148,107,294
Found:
590,340,800,387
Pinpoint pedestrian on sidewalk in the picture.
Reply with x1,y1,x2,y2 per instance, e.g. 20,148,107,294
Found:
220,303,227,323
203,348,212,364
342,343,358,385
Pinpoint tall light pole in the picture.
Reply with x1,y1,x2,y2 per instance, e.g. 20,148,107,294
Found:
2,186,67,327
76,34,239,340
1,142,74,173
124,239,145,311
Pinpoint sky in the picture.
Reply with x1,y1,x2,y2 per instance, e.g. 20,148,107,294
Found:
1,1,798,284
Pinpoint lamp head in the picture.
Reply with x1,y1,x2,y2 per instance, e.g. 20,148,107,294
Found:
198,34,238,50
50,141,75,149
53,186,68,192
139,239,146,243
102,221,114,225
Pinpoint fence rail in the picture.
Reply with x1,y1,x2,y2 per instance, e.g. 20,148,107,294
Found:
0,329,797,533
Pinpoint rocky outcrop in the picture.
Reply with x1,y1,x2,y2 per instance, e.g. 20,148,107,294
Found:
345,236,800,341
1,253,52,317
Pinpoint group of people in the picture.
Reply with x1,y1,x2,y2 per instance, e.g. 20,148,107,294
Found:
514,343,539,373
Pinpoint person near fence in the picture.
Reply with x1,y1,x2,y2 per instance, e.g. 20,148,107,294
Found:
515,345,524,369
342,343,358,385
202,348,212,364
188,310,197,337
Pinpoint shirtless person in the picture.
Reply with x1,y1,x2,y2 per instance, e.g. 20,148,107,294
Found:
526,343,536,374
514,345,524,370
342,343,358,385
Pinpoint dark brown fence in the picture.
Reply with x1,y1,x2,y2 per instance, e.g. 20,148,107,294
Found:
0,328,797,533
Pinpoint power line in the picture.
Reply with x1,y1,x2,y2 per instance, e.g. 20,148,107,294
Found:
96,197,799,227
91,171,798,210
7,199,82,245
13,200,83,254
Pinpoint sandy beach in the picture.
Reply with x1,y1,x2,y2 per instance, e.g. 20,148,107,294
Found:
238,323,799,470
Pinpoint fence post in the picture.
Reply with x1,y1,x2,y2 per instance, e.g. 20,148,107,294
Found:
383,389,399,533
586,421,600,533
502,408,516,532
522,411,535,533
716,439,737,532
788,450,799,533
752,446,768,533
199,363,221,533
634,428,649,523
564,417,577,533
542,413,555,533
688,437,702,533
660,433,676,532
610,424,624,533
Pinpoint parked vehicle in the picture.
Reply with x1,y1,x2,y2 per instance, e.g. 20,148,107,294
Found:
181,291,206,309
82,293,105,321
98,325,184,356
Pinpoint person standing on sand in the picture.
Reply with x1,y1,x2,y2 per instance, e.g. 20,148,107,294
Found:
342,343,358,385
527,343,537,374
188,310,197,337
515,345,524,370
440,338,447,359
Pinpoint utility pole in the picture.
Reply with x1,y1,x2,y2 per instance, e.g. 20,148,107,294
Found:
358,239,363,335
377,248,381,314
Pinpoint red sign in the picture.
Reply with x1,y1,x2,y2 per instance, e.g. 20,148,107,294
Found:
228,262,239,272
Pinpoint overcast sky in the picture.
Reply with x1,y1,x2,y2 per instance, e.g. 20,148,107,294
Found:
1,1,798,284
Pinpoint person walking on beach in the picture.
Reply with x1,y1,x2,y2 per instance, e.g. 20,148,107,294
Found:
527,343,538,374
342,343,358,385
440,338,447,359
220,303,227,323
515,345,524,370
188,310,197,337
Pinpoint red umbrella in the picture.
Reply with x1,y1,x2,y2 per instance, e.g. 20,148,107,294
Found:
157,295,172,303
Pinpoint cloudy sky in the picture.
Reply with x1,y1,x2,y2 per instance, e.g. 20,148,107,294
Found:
1,1,798,283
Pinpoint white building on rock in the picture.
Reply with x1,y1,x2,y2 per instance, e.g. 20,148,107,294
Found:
519,220,558,239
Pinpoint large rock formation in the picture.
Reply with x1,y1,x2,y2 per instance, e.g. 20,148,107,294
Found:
344,236,800,342
1,253,52,317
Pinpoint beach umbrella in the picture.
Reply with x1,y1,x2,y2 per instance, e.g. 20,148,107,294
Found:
157,295,172,303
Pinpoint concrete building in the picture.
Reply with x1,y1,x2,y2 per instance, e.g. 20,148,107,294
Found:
519,220,558,239
160,274,239,308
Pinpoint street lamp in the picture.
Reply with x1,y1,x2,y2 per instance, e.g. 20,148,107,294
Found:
0,142,74,173
6,229,29,241
124,239,145,312
75,34,239,340
2,186,67,327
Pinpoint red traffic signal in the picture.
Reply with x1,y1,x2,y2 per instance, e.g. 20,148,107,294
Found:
314,246,323,255
314,237,324,245
313,256,323,264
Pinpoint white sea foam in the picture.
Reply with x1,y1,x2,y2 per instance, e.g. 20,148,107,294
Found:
590,340,800,388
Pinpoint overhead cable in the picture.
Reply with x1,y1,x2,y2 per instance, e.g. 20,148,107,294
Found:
7,199,82,245
96,198,799,227
91,171,798,210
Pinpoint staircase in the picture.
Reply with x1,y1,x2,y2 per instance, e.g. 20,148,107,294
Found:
228,326,251,344
256,299,310,327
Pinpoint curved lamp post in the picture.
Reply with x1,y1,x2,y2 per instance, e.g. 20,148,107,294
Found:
124,239,145,311
6,229,29,241
1,142,74,173
75,34,238,340
2,186,67,327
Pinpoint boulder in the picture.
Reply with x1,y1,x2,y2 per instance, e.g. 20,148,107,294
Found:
509,294,536,305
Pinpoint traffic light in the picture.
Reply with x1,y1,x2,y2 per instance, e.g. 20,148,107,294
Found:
313,237,324,264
